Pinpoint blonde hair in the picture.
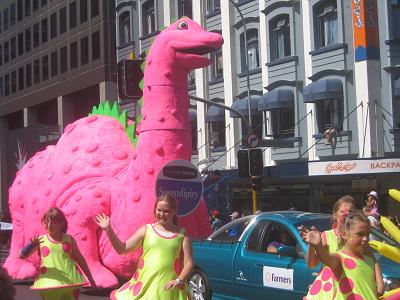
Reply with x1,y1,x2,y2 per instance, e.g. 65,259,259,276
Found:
332,195,357,226
154,194,178,225
338,210,370,247
41,207,68,233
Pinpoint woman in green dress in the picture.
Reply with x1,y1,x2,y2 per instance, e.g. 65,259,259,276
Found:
95,194,193,300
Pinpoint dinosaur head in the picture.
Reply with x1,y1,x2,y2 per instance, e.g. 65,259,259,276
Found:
145,17,224,86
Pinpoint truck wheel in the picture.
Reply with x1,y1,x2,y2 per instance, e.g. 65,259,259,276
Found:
188,268,212,300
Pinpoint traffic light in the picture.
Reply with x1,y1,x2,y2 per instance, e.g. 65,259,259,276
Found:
237,149,249,178
117,59,144,100
249,148,263,176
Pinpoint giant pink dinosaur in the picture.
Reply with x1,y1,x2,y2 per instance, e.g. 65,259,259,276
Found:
3,18,223,288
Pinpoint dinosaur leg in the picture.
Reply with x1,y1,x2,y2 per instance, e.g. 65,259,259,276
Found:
63,186,119,288
3,211,37,279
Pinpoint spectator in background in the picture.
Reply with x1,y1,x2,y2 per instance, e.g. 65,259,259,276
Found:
364,191,380,227
211,210,223,232
0,267,15,300
227,211,241,238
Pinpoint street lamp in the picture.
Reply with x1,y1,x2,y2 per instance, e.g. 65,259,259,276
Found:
228,0,252,131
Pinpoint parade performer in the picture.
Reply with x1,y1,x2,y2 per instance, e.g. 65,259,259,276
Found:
95,194,193,300
304,211,380,300
20,207,95,300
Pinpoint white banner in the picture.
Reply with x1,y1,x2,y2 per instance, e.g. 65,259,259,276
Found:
308,159,400,176
0,222,12,230
263,266,293,290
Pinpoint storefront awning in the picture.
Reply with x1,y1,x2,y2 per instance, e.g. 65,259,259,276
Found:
230,97,260,118
258,89,294,111
205,105,225,123
394,77,400,96
303,79,343,103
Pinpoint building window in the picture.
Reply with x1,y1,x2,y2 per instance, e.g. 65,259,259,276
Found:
80,36,88,65
33,23,39,48
211,49,223,80
240,29,259,72
316,99,343,133
17,0,23,22
41,18,48,43
51,50,57,76
10,4,16,27
69,1,77,29
60,7,66,34
392,2,400,39
70,41,77,69
0,77,3,97
11,70,16,93
178,0,192,19
270,108,295,138
207,0,220,13
60,46,67,73
4,41,9,63
270,15,291,60
119,12,131,46
80,0,88,23
242,112,263,139
33,0,39,11
34,59,40,84
91,0,99,18
315,0,338,48
92,31,100,60
42,55,48,81
188,70,195,86
11,37,16,60
18,67,24,90
26,63,32,87
25,0,30,17
4,74,9,96
25,28,31,52
18,32,24,56
50,13,57,39
0,12,2,33
0,45,2,65
41,0,47,7
142,1,155,36
4,8,9,31
209,119,226,150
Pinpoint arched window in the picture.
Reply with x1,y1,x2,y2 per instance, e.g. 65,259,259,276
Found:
270,14,291,60
314,0,338,48
240,29,259,72
119,12,131,46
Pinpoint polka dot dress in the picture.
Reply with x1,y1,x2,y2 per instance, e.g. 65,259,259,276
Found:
31,234,86,291
304,251,377,300
111,224,191,300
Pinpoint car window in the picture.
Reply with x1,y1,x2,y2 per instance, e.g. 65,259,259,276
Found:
247,220,269,252
211,217,252,243
263,223,298,256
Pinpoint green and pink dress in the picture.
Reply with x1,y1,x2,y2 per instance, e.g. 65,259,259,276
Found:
305,250,377,300
31,234,87,300
110,224,191,300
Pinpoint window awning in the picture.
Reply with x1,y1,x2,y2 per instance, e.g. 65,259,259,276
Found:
394,77,400,96
230,96,260,118
205,105,225,123
303,79,343,103
189,108,197,124
258,89,294,111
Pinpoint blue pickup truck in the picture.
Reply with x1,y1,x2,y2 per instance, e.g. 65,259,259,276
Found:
188,211,400,300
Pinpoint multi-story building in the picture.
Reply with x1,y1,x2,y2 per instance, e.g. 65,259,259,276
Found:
0,0,117,212
114,0,400,216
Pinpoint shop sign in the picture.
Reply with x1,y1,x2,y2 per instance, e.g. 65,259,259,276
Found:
308,158,400,176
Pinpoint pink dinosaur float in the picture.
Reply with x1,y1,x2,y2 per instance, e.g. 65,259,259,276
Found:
3,18,224,288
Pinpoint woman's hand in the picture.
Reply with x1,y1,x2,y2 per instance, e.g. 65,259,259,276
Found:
31,235,43,246
304,229,322,247
164,278,184,290
94,213,110,230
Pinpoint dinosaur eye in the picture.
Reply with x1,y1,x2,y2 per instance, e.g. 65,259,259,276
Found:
177,21,188,30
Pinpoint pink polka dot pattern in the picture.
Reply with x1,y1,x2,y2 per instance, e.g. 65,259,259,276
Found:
133,281,142,296
41,246,50,257
40,266,47,274
119,282,130,292
343,258,357,270
323,282,333,292
309,280,322,295
137,258,144,269
339,277,354,294
62,242,72,253
174,258,182,275
321,268,332,281
346,294,364,300
133,271,139,281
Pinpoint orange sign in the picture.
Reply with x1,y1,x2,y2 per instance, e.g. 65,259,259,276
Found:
352,0,380,61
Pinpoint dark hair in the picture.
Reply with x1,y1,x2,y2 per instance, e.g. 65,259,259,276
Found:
154,194,178,225
41,207,68,233
332,195,357,226
338,210,370,247
0,267,16,300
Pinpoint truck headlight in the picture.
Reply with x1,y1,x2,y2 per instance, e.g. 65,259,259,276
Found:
383,277,400,291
